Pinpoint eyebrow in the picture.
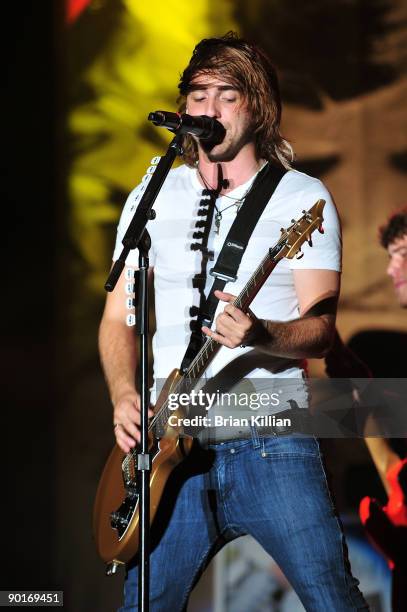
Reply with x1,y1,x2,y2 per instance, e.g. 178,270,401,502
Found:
389,245,407,255
187,84,239,92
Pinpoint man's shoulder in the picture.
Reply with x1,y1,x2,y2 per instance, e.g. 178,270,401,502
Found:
275,168,332,209
165,163,195,183
125,164,194,206
282,168,326,192
131,163,193,191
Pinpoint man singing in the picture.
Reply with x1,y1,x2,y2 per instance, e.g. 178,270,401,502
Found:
99,33,367,610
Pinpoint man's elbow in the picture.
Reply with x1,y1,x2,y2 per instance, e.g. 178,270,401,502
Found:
312,319,336,359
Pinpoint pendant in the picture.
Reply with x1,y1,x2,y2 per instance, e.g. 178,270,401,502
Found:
215,211,222,234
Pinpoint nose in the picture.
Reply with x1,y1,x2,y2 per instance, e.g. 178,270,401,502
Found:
203,96,221,118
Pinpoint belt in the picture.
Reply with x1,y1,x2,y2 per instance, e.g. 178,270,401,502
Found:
196,408,310,444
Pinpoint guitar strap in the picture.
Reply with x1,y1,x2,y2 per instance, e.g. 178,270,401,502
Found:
180,162,286,372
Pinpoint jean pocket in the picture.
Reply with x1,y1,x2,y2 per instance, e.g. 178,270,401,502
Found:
258,435,320,458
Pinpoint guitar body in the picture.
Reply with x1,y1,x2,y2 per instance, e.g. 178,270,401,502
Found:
93,369,193,565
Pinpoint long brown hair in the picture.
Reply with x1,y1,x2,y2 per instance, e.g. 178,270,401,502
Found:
178,32,293,168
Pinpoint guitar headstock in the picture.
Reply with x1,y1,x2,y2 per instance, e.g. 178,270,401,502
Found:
275,199,325,260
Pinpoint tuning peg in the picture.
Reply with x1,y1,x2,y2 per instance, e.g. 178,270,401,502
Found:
318,225,324,234
296,250,304,259
125,282,134,295
193,231,204,239
197,208,208,216
150,156,161,165
195,220,206,228
126,314,136,327
189,306,200,317
126,297,135,310
307,237,313,247
291,218,295,223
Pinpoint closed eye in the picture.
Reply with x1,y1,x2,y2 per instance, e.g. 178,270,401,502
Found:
390,249,407,259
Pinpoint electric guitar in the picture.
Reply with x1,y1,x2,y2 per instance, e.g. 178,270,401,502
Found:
93,199,325,571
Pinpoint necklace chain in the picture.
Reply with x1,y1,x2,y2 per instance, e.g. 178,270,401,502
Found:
197,167,258,234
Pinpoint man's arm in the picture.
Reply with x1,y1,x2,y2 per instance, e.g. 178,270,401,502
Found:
99,267,154,452
202,269,340,359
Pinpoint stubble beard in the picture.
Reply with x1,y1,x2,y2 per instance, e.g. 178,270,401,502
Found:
201,120,255,163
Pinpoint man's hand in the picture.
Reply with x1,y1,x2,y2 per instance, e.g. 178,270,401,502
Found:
201,290,256,348
113,390,154,453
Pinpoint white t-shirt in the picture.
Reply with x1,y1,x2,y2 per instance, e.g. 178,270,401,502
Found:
113,164,341,394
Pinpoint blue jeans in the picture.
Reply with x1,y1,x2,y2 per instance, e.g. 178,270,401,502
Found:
119,433,368,611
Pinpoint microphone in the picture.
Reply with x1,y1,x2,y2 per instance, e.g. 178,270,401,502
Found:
148,111,225,143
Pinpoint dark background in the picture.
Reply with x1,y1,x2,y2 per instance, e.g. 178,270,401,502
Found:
3,0,61,592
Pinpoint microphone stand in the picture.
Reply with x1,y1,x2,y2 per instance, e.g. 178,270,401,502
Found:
105,131,184,612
